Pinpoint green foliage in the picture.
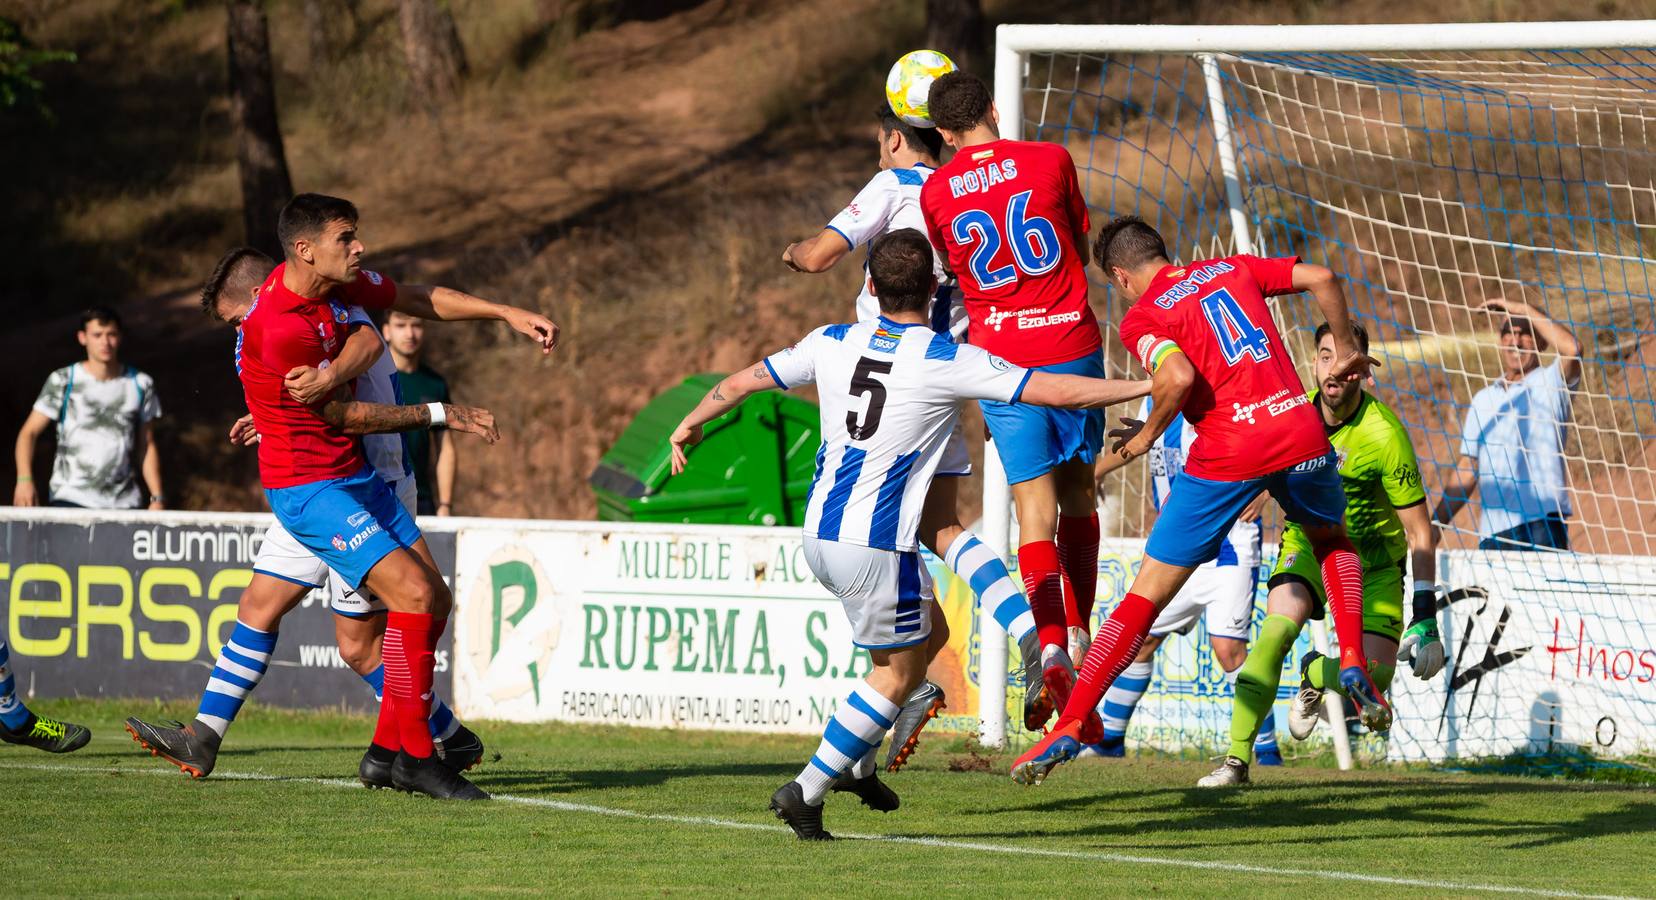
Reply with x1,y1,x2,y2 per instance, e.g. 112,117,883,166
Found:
0,16,76,117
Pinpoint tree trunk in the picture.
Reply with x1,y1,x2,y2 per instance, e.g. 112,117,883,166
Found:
925,0,986,74
226,0,293,260
398,0,469,103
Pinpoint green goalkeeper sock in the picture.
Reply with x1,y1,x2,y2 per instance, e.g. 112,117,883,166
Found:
1227,614,1302,761
1307,655,1396,694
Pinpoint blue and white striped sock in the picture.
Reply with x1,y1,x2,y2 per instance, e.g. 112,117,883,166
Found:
197,621,277,737
1100,658,1153,743
360,664,461,741
0,639,32,731
795,684,900,805
945,532,1037,643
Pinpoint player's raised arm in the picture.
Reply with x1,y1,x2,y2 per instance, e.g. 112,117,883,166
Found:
392,284,559,354
783,229,852,273
1291,263,1378,383
1016,372,1151,411
668,363,781,474
284,322,383,405
317,396,500,444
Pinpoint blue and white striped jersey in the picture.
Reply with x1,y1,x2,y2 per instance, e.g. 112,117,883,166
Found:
766,318,1029,552
1143,397,1261,567
826,164,967,341
343,306,411,483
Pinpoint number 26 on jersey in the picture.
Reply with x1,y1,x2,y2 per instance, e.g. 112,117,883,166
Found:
949,189,1062,289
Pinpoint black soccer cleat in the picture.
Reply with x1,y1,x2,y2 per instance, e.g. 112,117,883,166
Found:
359,744,396,789
832,772,900,813
390,751,490,800
124,716,220,777
770,781,833,841
435,724,485,774
2,712,91,754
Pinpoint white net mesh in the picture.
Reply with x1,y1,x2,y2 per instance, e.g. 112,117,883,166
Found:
1008,44,1656,763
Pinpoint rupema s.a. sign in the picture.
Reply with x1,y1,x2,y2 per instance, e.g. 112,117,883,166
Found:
0,509,454,712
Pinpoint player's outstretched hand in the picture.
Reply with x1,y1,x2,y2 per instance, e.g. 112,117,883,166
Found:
283,366,336,405
445,405,500,444
228,414,261,446
1397,616,1447,679
669,422,704,475
505,308,559,354
1108,417,1151,461
1477,297,1535,319
1329,349,1381,384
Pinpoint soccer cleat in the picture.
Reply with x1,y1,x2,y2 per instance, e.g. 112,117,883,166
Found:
124,716,219,777
1255,748,1284,767
884,681,945,772
1067,625,1093,669
832,772,900,812
1010,717,1083,786
1196,756,1251,787
390,751,489,800
1041,651,1077,723
435,724,485,773
2,712,91,754
770,781,833,841
359,745,396,789
1340,665,1393,733
1019,631,1053,731
1288,651,1326,741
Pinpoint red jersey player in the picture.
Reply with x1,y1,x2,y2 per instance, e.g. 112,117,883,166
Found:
236,193,554,800
1013,216,1387,786
919,70,1104,732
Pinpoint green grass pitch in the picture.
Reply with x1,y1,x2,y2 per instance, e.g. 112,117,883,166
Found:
5,700,1651,898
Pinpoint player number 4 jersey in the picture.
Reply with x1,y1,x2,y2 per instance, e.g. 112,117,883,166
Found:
1119,254,1328,481
765,318,1030,552
920,139,1100,367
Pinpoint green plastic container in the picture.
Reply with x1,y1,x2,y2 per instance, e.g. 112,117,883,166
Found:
589,373,821,526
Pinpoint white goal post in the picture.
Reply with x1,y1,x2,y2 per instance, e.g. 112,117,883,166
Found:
979,21,1656,761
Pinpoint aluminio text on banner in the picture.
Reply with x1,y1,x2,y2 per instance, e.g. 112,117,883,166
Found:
0,509,456,711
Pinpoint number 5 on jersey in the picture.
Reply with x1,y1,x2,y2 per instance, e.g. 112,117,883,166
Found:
847,357,891,440
949,189,1062,289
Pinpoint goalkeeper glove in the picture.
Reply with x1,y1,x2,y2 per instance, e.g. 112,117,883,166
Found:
1396,586,1446,679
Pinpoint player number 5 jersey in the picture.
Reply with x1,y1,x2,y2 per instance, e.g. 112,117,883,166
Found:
765,318,1030,552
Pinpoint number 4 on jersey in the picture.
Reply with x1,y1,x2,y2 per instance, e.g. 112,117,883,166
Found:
1200,288,1272,365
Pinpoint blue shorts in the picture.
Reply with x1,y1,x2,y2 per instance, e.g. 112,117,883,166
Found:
265,466,422,590
1145,450,1345,568
980,350,1106,485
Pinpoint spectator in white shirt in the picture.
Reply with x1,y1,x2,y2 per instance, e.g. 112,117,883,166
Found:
1433,297,1581,551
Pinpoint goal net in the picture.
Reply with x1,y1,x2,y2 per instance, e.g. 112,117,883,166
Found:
980,23,1656,764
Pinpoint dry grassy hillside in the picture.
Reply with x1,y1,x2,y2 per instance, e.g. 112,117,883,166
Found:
1,0,1647,529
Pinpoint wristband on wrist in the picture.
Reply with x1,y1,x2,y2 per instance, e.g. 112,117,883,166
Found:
426,402,446,427
16,474,32,483
1411,582,1437,621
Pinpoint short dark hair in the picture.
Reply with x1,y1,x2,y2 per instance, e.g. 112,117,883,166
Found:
867,229,934,314
79,306,121,331
201,246,276,320
926,70,992,133
876,103,943,159
276,193,358,257
1093,215,1169,274
1315,320,1371,354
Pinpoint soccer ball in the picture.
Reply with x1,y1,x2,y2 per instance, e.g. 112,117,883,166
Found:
885,49,956,128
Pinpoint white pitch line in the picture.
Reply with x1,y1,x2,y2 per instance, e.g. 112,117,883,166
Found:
0,760,1642,900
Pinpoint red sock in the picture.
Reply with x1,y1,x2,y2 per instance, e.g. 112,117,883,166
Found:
1315,538,1368,670
1060,592,1156,722
384,611,437,758
372,692,401,752
1018,541,1067,652
1057,513,1100,630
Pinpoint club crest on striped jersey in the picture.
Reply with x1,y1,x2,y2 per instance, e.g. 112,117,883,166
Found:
868,326,901,353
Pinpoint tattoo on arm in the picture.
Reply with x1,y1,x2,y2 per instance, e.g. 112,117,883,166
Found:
752,365,768,381
321,401,432,434
711,386,729,402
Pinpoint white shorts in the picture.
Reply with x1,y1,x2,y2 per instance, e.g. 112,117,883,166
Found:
1149,561,1259,641
252,475,416,618
935,425,972,477
802,536,934,650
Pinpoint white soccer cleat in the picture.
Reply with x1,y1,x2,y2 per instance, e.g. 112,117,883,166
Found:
1196,756,1250,788
1288,651,1325,741
1067,626,1092,668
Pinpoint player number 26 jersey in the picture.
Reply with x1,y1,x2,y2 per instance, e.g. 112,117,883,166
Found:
765,318,1030,552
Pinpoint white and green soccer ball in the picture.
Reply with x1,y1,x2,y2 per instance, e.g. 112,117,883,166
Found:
885,49,957,128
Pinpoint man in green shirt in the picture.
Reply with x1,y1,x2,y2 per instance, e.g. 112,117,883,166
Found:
1200,322,1448,787
384,310,453,516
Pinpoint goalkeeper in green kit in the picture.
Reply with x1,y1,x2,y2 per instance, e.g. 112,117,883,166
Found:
1199,321,1448,787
